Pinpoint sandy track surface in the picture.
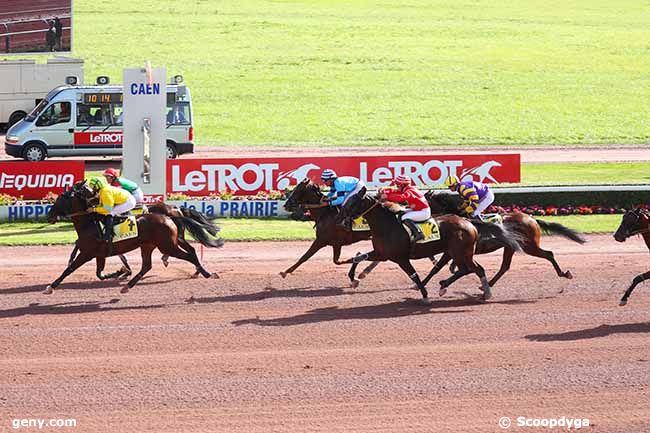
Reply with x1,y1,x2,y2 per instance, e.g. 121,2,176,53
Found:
0,235,649,432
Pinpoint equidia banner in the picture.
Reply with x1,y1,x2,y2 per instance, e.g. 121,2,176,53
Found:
0,161,85,199
168,154,520,196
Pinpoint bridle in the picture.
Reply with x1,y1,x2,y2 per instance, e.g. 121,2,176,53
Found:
355,195,380,219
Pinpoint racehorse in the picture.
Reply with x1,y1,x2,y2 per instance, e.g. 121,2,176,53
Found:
281,178,381,283
341,190,522,303
45,181,222,294
426,191,586,287
66,202,220,279
614,208,650,306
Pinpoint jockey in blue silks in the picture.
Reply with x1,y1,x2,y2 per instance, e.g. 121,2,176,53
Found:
319,169,366,228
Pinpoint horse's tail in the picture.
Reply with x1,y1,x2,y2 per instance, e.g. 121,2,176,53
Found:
535,219,587,244
474,221,523,252
180,207,221,236
171,215,224,248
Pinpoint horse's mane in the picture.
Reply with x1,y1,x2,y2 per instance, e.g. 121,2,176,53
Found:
426,191,461,214
382,201,406,214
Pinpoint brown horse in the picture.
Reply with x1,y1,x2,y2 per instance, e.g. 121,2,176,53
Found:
281,178,380,284
45,181,222,294
66,201,219,278
426,191,586,287
341,190,522,303
614,208,650,306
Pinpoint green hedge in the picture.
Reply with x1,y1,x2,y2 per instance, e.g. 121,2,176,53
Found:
494,190,649,209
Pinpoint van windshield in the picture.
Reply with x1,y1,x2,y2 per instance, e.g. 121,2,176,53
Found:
25,99,49,122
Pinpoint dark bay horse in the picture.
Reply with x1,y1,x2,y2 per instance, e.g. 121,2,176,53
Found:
281,178,380,283
426,191,586,287
46,182,223,294
614,208,650,306
66,201,220,278
342,191,522,303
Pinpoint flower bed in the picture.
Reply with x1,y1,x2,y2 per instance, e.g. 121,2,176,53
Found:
486,204,640,216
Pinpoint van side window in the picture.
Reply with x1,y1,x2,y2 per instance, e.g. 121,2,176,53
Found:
77,104,109,126
166,103,189,124
111,104,123,126
36,101,71,127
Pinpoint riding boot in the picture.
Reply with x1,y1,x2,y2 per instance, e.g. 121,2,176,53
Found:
404,219,424,242
103,215,114,255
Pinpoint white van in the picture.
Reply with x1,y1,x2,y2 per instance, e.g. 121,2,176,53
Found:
4,81,194,161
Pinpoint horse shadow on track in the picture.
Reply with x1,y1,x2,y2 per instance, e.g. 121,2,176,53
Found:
525,322,650,342
186,286,397,304
0,277,180,295
231,296,537,327
0,299,173,319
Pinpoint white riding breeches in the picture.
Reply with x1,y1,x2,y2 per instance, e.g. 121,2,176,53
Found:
472,189,495,217
131,187,144,205
110,194,136,216
342,180,367,206
401,207,431,222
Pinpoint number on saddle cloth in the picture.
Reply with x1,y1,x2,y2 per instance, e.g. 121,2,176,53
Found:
402,218,441,243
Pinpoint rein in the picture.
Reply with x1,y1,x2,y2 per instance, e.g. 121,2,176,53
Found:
358,199,380,219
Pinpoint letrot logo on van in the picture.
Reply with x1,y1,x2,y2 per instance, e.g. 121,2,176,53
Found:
74,132,123,145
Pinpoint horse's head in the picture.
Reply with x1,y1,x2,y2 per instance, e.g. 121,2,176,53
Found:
47,182,90,223
614,208,649,242
283,178,322,211
425,190,461,214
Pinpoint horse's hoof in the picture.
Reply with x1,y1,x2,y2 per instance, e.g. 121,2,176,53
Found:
42,285,53,295
619,299,628,307
162,259,169,268
191,272,200,279
421,297,432,305
482,290,493,301
350,279,360,288
207,272,220,279
358,272,367,280
120,286,129,294
565,270,573,280
279,271,288,279
439,287,447,297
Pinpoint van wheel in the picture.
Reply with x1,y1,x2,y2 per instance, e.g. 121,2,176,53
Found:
8,111,26,127
23,144,46,162
166,143,178,159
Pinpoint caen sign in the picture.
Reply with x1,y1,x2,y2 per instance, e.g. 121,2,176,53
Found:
168,154,520,196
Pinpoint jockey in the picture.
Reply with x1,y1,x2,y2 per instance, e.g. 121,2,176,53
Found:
87,176,136,243
444,175,495,221
319,169,366,228
380,175,431,242
102,168,145,206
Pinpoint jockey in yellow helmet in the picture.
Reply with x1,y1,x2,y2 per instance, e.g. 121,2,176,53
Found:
444,175,494,220
87,176,136,242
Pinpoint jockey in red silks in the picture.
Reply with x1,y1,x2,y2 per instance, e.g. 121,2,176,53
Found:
380,175,431,242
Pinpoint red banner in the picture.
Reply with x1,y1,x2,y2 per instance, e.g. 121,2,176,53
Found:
74,132,123,145
0,161,85,199
167,154,520,196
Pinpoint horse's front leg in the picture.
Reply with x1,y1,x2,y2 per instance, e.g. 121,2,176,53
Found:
620,270,650,306
348,251,381,288
44,252,95,294
280,239,327,278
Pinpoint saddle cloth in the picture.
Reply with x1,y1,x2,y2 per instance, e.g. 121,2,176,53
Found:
403,218,441,243
482,213,503,225
99,215,139,242
352,216,370,231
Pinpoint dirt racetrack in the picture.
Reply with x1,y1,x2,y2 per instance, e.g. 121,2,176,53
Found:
1,235,649,432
